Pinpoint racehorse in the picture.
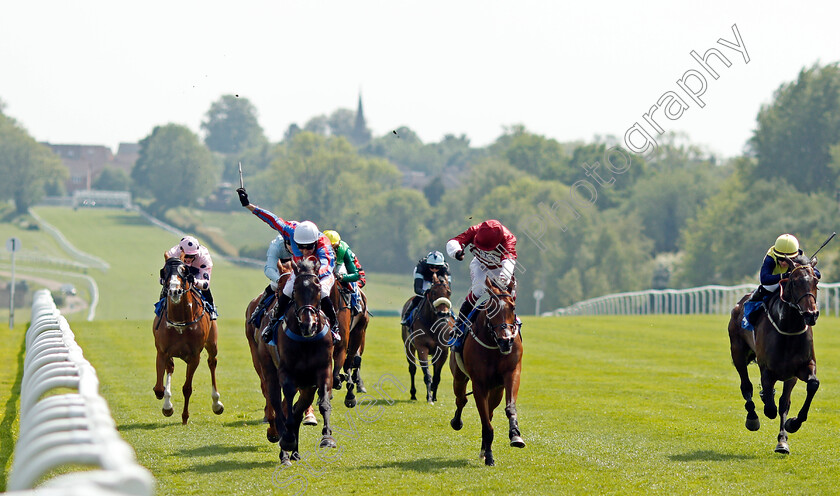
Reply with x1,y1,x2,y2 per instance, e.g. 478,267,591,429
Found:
728,256,820,454
245,260,292,443
330,280,370,408
254,258,336,463
402,272,454,404
450,277,524,466
153,257,224,424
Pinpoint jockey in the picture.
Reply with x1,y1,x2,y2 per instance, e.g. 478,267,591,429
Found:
236,187,339,344
743,233,821,329
446,220,517,342
248,234,293,326
401,251,452,326
161,235,217,320
323,230,366,313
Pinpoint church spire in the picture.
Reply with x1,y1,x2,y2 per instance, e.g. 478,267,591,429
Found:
351,90,371,146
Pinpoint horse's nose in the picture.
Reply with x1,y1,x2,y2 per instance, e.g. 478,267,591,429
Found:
805,311,819,326
498,338,513,355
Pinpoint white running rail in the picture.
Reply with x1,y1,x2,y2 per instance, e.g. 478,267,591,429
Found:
551,283,840,317
7,289,154,494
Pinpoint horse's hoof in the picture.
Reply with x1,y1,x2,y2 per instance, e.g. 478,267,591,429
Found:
745,416,760,431
154,390,164,400
261,416,270,424
162,407,174,417
775,442,790,454
334,382,342,390
181,417,189,425
267,432,280,444
320,436,337,449
764,405,778,419
303,411,318,426
280,435,296,452
345,396,357,408
212,403,224,415
483,451,495,466
510,436,526,448
784,418,801,433
451,418,463,431
280,452,292,466
357,383,367,394
410,395,417,401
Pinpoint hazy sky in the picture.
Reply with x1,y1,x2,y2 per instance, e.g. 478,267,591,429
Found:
2,1,838,158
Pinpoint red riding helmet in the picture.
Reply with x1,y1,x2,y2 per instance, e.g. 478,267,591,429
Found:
473,220,505,251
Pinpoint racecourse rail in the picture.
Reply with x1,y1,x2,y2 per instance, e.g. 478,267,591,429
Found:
6,289,154,495
551,282,840,317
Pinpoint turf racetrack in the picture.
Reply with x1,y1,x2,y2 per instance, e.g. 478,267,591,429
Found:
4,314,840,495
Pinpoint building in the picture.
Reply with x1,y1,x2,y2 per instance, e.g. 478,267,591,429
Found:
43,142,139,194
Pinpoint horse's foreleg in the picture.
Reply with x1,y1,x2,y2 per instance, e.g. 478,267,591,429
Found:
504,369,525,448
473,386,495,466
317,377,337,449
417,347,433,404
154,351,166,400
181,354,201,425
785,360,820,432
260,362,281,445
205,332,224,415
730,332,759,430
430,347,448,403
280,377,298,453
405,330,418,400
450,354,469,431
774,378,797,454
759,368,778,419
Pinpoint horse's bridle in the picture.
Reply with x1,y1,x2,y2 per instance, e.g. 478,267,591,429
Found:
163,262,206,331
472,289,520,354
780,265,818,316
292,273,322,328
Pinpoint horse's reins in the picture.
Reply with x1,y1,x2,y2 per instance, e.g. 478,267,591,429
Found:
767,265,817,336
291,272,323,331
165,279,207,331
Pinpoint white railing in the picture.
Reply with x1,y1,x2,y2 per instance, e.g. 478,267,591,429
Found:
7,289,154,494
551,283,840,317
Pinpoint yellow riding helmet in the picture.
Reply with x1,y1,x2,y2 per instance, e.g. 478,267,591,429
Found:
772,234,800,258
323,230,341,246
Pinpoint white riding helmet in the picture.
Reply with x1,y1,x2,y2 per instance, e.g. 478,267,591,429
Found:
426,251,445,266
294,221,320,245
179,236,200,256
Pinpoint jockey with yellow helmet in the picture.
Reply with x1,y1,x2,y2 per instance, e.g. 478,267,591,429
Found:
742,233,821,329
323,229,366,313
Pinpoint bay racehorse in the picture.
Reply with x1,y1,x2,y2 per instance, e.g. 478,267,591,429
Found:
728,256,820,454
450,277,524,466
330,280,370,408
255,258,336,463
153,257,224,424
402,272,454,403
245,260,292,443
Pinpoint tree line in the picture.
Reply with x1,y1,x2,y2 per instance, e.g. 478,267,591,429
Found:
2,63,840,312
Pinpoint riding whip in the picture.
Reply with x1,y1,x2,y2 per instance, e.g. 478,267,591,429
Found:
809,231,836,261
238,162,245,189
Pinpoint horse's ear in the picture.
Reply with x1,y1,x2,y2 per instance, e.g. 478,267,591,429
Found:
291,259,299,273
484,276,494,291
432,272,439,283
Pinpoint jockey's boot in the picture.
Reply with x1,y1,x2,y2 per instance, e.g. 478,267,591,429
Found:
749,286,769,302
249,285,273,326
262,293,291,343
453,299,475,352
401,295,422,326
202,289,218,320
320,297,341,344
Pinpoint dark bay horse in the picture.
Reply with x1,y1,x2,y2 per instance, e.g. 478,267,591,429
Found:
330,280,370,408
153,257,224,424
402,273,454,403
245,261,292,443
255,258,336,463
728,257,820,454
450,277,524,466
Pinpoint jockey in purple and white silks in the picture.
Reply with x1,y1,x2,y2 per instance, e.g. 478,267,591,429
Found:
236,187,339,344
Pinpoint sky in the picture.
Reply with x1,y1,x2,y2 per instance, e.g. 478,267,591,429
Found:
1,1,839,159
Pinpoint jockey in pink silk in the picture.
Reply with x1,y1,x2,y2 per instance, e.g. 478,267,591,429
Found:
161,235,217,319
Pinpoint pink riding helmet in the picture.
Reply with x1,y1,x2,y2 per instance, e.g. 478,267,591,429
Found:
179,236,200,256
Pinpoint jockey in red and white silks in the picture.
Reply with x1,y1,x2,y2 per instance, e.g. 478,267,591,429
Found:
446,219,517,330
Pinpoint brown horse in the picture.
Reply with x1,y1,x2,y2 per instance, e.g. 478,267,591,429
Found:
330,280,370,408
450,277,524,466
153,257,224,424
402,272,455,404
245,261,292,443
728,257,820,454
255,258,336,463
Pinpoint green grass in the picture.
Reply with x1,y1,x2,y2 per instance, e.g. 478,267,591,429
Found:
6,314,840,494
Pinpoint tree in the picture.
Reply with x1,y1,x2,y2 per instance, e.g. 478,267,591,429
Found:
201,94,266,155
0,114,66,213
327,108,356,139
749,63,840,193
93,166,131,191
131,124,218,211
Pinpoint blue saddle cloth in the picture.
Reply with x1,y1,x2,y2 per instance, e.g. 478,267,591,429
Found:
450,306,480,350
741,293,772,331
252,292,276,327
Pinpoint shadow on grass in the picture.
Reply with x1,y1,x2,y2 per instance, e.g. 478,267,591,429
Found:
223,418,266,427
669,450,756,462
352,457,470,473
118,421,181,432
0,332,26,491
173,444,267,457
171,459,277,474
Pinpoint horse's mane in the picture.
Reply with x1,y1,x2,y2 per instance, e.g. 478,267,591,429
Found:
165,257,183,268
791,253,812,266
296,258,319,277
